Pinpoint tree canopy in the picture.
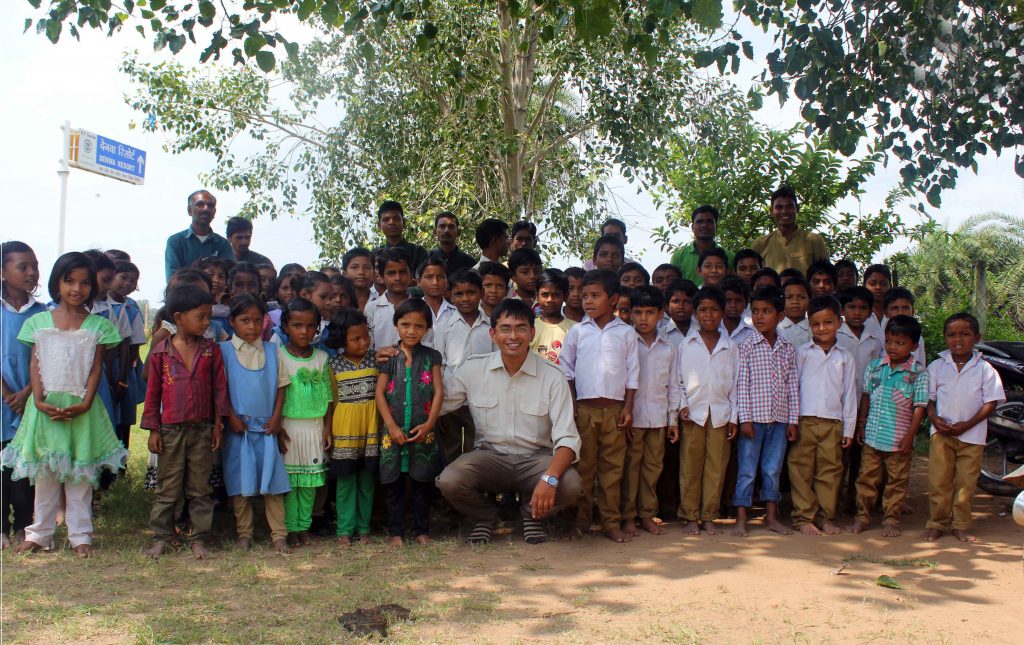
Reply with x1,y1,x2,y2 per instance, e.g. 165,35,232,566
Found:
27,0,1024,210
651,107,927,265
120,0,737,259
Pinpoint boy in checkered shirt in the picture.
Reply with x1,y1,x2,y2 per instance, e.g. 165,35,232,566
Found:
848,315,930,538
732,286,799,537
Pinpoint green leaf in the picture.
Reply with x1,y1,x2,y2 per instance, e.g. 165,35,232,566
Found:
150,0,167,10
297,0,316,21
875,575,902,590
255,50,276,72
199,1,216,18
321,0,342,27
244,34,266,57
23,18,32,33
574,1,614,42
691,0,723,31
45,19,62,43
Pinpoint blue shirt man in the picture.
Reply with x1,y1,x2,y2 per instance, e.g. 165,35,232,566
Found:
164,190,235,281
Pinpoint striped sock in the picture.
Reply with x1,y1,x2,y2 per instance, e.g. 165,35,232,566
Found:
466,523,493,545
522,518,548,545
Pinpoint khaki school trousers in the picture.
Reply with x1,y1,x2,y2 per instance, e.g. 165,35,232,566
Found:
926,433,983,531
622,427,666,520
679,419,730,522
855,444,911,527
576,402,626,531
232,494,287,541
788,416,844,527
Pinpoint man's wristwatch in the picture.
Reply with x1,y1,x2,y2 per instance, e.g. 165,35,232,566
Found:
540,474,559,488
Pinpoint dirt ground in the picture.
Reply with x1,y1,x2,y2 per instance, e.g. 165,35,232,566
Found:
3,462,1023,644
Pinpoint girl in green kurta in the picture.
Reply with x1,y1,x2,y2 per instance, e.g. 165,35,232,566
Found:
375,298,443,547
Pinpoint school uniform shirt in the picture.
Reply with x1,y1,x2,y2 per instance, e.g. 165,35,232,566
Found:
677,332,737,428
230,334,267,370
1,294,49,441
632,333,681,429
735,331,800,426
364,291,401,351
530,317,576,365
440,351,581,460
778,316,811,348
861,355,929,452
662,320,698,349
560,316,639,402
723,319,756,345
796,342,858,438
836,322,883,395
877,315,927,368
424,299,458,349
110,297,147,345
434,308,493,380
91,299,132,340
927,350,1005,445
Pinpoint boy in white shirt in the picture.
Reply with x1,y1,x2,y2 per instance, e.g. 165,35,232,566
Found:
434,270,494,464
778,278,811,348
560,270,639,543
621,286,678,537
677,286,737,536
923,313,1004,543
790,296,857,535
835,286,883,513
720,276,755,344
364,248,412,351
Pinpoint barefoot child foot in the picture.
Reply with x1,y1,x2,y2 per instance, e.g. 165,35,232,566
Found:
336,535,352,546
881,523,901,537
298,531,312,546
921,528,943,541
143,540,169,559
640,518,666,535
386,535,404,548
680,521,699,536
622,520,639,537
798,523,823,536
272,538,292,554
358,535,372,545
847,520,867,533
286,532,300,548
191,541,211,559
732,508,749,537
701,520,719,535
415,534,431,546
764,503,792,535
952,529,977,543
234,537,252,550
605,527,632,543
73,544,92,559
821,521,842,535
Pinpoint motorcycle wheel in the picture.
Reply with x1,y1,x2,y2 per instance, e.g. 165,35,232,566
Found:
978,437,1024,497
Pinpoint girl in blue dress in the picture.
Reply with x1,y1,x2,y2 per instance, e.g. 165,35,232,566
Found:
220,294,292,554
1,241,47,550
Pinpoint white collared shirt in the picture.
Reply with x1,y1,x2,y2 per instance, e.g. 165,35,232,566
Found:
778,316,811,348
423,299,458,349
836,322,883,395
560,316,639,401
434,308,493,380
632,333,680,428
1,293,39,314
927,350,1005,445
677,331,737,427
796,341,858,437
441,351,581,459
230,334,267,370
662,319,697,349
723,319,756,345
364,291,401,350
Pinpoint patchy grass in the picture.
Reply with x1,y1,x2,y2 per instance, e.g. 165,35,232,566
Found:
1,428,494,644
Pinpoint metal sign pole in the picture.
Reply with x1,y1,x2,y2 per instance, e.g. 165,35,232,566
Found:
57,120,71,255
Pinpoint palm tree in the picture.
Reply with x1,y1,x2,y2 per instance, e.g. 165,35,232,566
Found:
895,212,1024,331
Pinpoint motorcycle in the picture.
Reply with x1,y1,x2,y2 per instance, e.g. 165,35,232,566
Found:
979,401,1024,496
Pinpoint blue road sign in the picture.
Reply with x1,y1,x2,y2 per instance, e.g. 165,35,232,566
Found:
94,134,146,181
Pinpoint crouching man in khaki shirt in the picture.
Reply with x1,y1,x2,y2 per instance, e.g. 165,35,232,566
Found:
436,299,583,545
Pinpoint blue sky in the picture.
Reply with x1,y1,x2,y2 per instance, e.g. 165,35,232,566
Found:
2,8,1020,305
